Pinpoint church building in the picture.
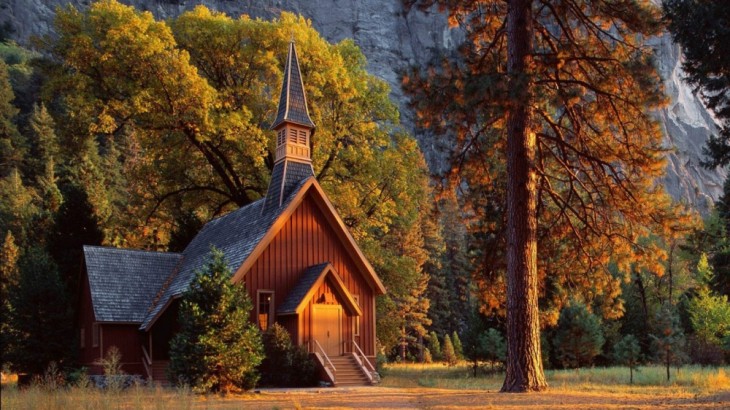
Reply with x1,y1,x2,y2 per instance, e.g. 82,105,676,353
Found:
76,42,385,386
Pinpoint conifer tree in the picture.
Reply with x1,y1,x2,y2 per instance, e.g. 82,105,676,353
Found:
0,60,25,177
0,230,19,293
428,195,472,336
651,303,686,381
687,255,730,348
9,247,72,376
169,247,263,393
664,0,730,167
407,0,689,391
482,329,507,372
613,334,641,384
27,103,59,180
443,333,458,367
0,168,38,245
0,230,19,368
48,184,103,292
553,302,605,369
451,331,464,360
427,331,442,361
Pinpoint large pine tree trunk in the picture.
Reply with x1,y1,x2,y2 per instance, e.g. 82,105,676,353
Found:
500,0,547,393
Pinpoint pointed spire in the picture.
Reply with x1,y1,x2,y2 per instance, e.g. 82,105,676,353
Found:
271,41,315,130
263,41,315,213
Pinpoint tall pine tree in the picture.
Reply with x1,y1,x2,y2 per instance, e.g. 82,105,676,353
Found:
407,0,691,391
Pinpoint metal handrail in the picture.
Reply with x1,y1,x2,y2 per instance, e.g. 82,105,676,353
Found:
313,339,336,373
141,345,152,380
352,340,376,372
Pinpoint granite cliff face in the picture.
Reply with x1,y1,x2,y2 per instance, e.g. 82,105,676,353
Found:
1,0,724,212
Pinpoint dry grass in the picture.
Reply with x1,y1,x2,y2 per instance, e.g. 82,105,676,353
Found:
381,363,730,394
2,365,729,409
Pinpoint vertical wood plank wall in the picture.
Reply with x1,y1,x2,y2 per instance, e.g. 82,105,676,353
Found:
77,269,101,373
101,325,145,375
244,194,376,356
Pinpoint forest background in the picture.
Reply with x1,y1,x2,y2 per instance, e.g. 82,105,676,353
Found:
0,0,729,383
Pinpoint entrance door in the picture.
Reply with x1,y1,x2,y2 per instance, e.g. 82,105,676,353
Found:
312,305,341,356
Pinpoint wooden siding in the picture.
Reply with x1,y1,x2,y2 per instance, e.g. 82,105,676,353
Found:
77,268,101,373
101,325,145,375
244,194,376,356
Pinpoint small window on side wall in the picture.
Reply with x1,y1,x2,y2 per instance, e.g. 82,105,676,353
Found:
353,295,360,337
258,291,275,331
92,323,99,347
80,328,85,349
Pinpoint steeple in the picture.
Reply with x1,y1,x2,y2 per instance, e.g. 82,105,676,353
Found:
271,41,315,164
263,41,315,213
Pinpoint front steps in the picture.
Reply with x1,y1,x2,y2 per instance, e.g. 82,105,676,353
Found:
329,354,372,387
150,361,170,386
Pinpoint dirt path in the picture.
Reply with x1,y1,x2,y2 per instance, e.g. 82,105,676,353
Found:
206,386,730,409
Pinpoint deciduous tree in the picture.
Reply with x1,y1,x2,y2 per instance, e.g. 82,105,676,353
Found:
47,1,437,350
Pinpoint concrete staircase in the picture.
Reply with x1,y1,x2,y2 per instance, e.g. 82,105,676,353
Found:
150,361,170,386
329,354,371,387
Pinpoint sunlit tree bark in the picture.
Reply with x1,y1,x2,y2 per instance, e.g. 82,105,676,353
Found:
502,0,547,392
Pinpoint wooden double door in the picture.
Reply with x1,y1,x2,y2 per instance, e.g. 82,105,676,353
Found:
312,304,342,356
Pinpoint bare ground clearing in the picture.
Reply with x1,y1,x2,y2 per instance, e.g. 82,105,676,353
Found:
207,386,730,409
2,384,729,409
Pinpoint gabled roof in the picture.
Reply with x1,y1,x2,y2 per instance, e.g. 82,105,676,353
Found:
271,41,315,130
140,178,309,330
83,246,182,323
231,177,387,296
278,263,362,316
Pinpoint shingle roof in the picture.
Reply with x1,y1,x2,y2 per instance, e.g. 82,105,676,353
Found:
140,177,311,330
263,159,314,213
278,263,330,314
83,246,182,323
271,41,315,130
278,262,362,316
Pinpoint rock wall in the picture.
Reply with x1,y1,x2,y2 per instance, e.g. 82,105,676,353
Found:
1,0,724,213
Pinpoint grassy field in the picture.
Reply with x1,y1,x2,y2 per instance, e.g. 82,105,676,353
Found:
380,363,730,394
2,364,729,409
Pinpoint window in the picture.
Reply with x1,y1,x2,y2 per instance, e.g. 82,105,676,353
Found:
353,295,360,337
277,130,286,146
80,328,85,349
258,291,275,331
297,130,307,145
92,323,99,347
288,128,297,144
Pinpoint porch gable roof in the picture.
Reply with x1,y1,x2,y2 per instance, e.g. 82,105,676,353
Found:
277,262,362,316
